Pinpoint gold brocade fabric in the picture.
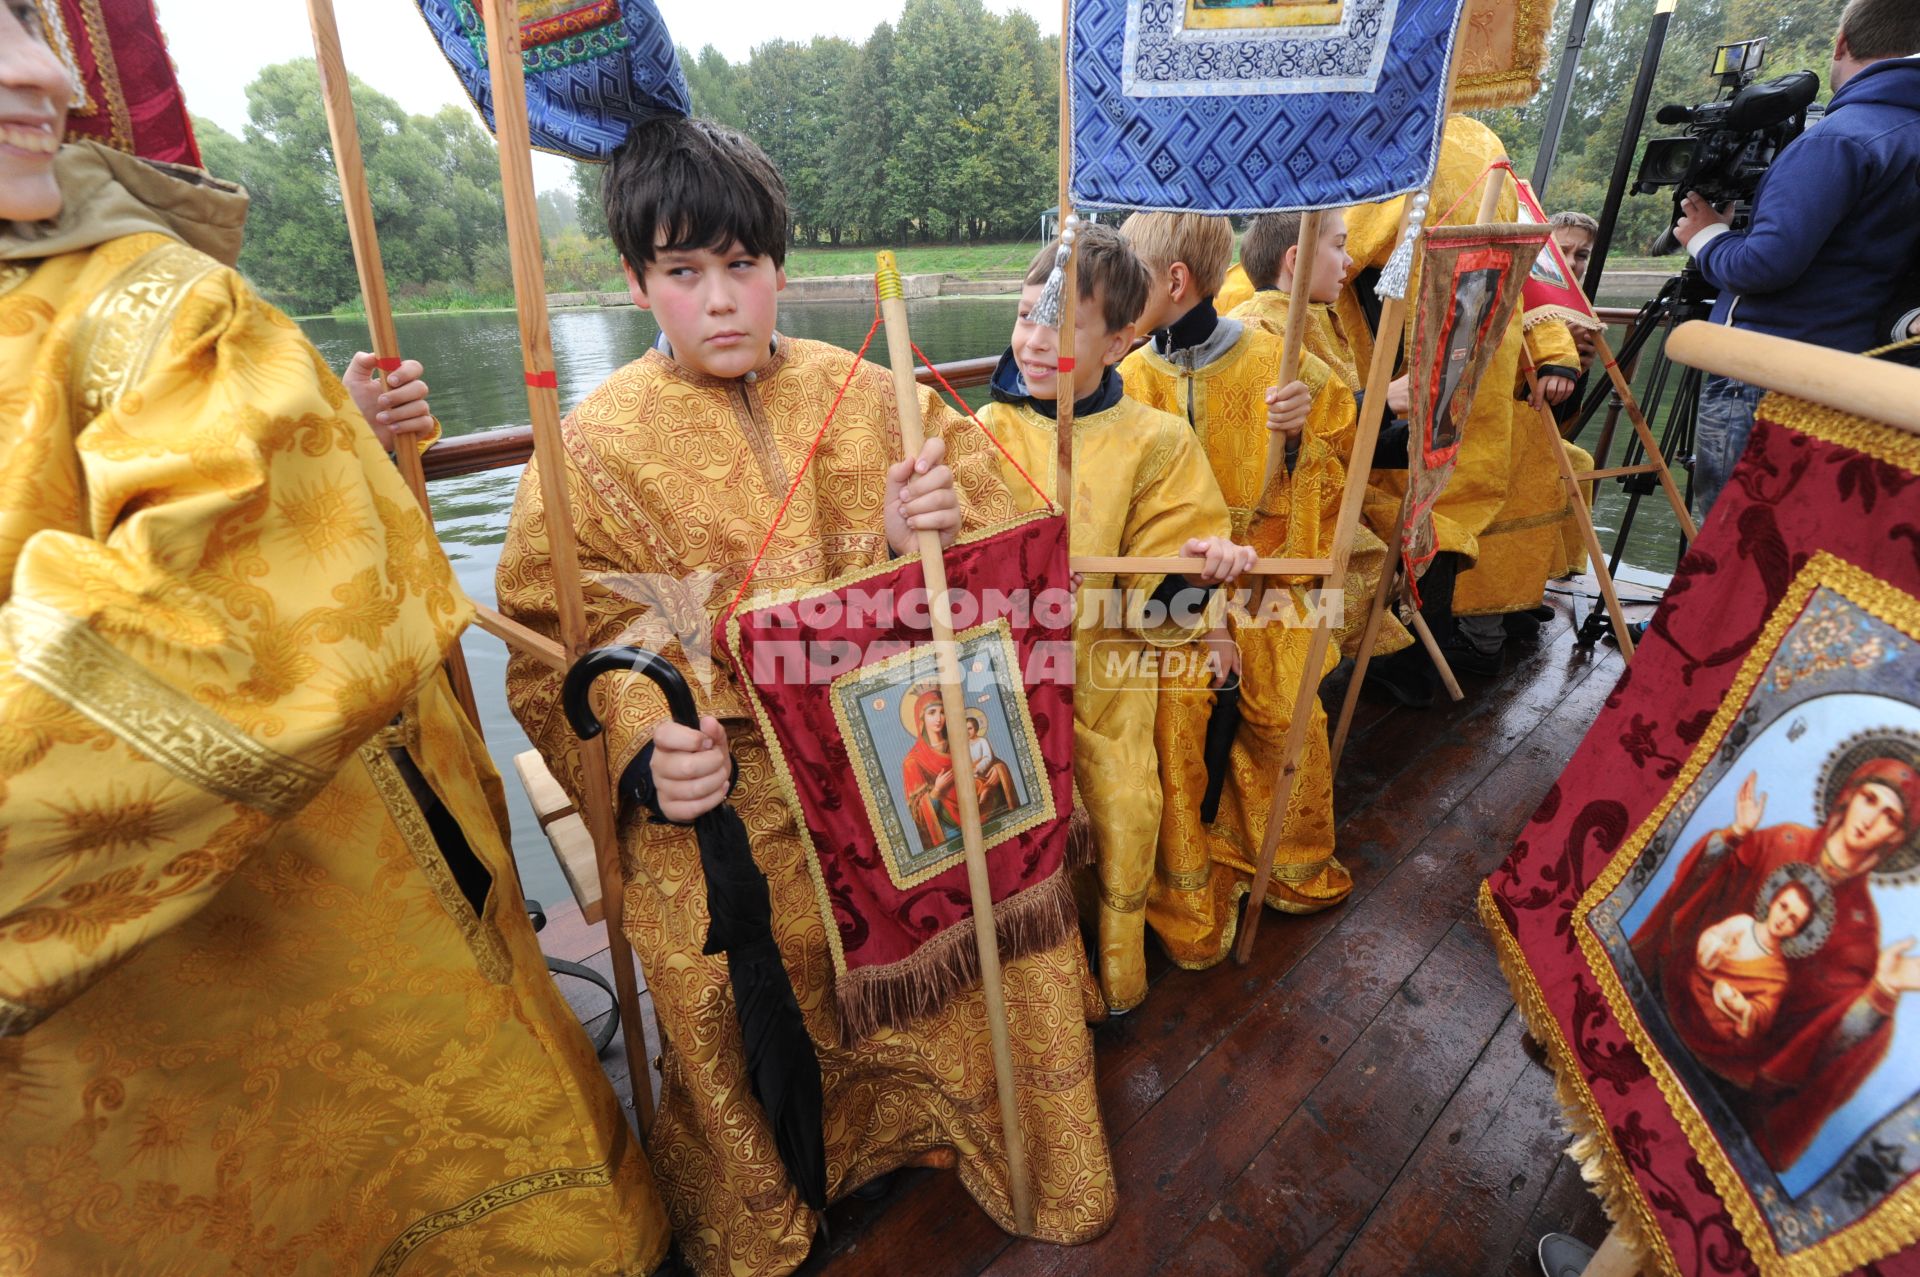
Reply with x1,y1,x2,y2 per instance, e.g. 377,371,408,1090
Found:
1228,290,1413,659
1449,0,1556,112
1215,262,1254,317
979,394,1231,1011
1343,115,1533,570
1119,334,1351,965
0,235,665,1274
1455,319,1589,614
498,341,1116,1275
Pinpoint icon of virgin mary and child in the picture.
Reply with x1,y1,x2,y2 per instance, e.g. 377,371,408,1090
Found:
1630,737,1920,1171
899,683,1023,854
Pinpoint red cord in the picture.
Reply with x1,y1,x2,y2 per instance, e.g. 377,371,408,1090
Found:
1437,159,1516,226
909,340,1053,509
723,303,885,627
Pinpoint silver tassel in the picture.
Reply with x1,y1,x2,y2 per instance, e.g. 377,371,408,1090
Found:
1028,216,1078,328
1375,192,1429,302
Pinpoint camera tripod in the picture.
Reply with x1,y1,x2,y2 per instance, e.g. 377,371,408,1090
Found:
1566,265,1717,646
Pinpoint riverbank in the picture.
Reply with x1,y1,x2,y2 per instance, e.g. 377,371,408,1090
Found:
311,239,1681,318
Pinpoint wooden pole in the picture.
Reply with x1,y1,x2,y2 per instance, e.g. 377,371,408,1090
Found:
1665,320,1920,434
1055,0,1076,531
476,0,654,1136
1263,211,1323,503
1593,333,1699,540
306,0,483,732
876,252,1035,1233
1476,162,1508,225
1232,223,1409,963
1525,365,1635,656
1329,557,1400,764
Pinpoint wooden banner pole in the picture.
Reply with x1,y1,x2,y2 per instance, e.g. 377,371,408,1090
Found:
877,252,1035,1233
476,0,654,1135
1266,210,1323,496
306,0,482,732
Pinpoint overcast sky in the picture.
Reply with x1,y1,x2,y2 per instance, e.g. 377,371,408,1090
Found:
153,0,1058,194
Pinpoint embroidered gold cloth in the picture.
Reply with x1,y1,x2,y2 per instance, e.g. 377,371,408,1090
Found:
1343,114,1590,610
1121,330,1351,967
1230,287,1415,659
499,340,1117,1274
980,393,1231,1011
0,234,664,1273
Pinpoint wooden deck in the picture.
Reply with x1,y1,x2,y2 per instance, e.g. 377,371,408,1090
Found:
534,589,1643,1276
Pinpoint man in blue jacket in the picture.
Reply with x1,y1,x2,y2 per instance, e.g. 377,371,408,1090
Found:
1674,0,1920,521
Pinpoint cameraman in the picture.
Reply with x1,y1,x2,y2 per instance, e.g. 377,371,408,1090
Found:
1674,0,1920,520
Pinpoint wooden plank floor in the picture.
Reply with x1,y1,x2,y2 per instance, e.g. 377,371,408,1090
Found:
535,596,1640,1275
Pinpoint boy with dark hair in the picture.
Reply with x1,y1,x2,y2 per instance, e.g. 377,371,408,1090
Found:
1117,210,1357,940
979,222,1257,1011
499,116,1116,1273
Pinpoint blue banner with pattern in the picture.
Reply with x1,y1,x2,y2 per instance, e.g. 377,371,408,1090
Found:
1071,0,1466,212
417,0,690,162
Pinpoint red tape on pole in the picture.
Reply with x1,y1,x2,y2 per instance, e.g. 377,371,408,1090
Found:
525,370,557,388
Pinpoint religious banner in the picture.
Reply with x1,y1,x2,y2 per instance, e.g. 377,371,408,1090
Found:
1069,0,1468,212
1402,221,1544,579
414,0,690,161
36,0,200,165
723,512,1078,1041
1447,0,1556,111
1483,395,1920,1276
1515,177,1602,334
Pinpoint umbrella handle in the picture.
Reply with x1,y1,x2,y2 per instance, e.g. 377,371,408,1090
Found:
562,645,700,739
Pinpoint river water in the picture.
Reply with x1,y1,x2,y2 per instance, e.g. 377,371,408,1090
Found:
300,296,1685,907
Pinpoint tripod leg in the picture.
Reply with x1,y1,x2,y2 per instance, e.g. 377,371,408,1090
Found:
1597,334,1698,542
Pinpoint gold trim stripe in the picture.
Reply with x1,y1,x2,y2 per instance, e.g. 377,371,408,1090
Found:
370,1162,616,1276
1570,552,1920,1277
70,240,218,430
1479,500,1575,539
1764,392,1920,475
359,744,511,985
1,597,332,819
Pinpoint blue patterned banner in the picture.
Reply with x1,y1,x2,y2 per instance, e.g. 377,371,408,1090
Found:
1072,0,1466,212
416,0,691,162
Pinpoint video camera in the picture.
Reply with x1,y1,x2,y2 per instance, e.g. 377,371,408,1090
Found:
1634,39,1822,254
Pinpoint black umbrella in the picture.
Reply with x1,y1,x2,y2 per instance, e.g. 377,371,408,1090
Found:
1200,671,1242,826
563,645,827,1212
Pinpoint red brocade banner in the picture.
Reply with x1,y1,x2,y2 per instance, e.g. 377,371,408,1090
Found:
1482,395,1920,1276
42,0,202,166
724,513,1076,1041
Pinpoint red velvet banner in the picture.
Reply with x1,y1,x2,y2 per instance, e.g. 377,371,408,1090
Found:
723,513,1075,1040
48,0,202,167
1484,396,1920,1276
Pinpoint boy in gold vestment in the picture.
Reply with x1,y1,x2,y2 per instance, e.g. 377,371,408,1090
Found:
498,117,1117,1275
0,8,666,1273
1118,211,1353,962
1229,210,1413,665
976,224,1263,1012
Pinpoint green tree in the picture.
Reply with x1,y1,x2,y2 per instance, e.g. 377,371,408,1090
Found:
681,44,749,128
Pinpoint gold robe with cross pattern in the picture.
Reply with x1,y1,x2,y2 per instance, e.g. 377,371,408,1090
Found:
0,173,665,1275
498,338,1117,1277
